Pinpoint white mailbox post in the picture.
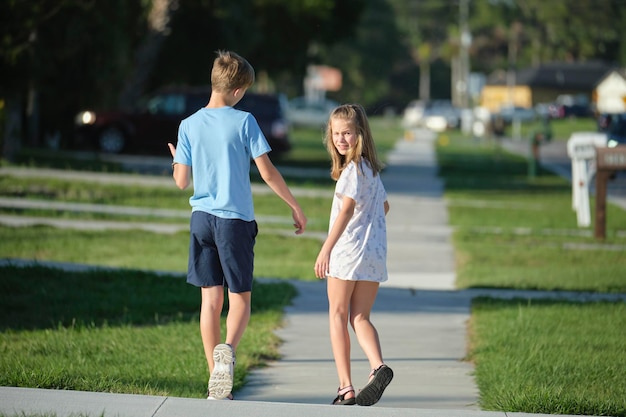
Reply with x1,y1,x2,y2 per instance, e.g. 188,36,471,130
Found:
566,132,608,227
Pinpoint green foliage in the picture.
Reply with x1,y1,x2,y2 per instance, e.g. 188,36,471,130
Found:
470,0,625,68
1,0,148,145
151,0,365,94
321,0,408,107
5,0,625,158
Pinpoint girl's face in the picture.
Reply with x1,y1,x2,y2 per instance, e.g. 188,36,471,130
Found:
331,117,357,155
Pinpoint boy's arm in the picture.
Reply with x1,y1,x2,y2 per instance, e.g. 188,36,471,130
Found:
168,142,191,190
254,153,307,234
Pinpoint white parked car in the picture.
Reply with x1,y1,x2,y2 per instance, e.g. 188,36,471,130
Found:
402,100,426,128
286,97,339,128
403,99,460,132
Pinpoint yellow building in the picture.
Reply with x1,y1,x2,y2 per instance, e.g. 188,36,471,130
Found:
481,62,614,112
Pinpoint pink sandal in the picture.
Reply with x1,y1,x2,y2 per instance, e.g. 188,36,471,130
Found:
331,385,356,405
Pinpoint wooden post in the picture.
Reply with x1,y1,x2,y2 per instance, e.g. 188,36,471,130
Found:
595,146,626,240
594,170,609,240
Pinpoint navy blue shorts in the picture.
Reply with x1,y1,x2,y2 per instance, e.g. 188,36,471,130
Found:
186,211,258,293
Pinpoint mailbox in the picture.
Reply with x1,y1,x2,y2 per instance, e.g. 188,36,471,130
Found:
566,132,607,227
595,145,626,239
597,146,626,170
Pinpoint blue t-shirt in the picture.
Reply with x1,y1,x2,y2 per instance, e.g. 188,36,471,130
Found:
173,106,271,221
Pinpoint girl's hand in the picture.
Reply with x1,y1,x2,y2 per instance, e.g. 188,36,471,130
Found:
314,249,330,279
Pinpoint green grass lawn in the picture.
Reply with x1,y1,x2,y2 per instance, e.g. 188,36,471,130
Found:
0,226,322,280
0,265,296,398
499,116,598,141
0,175,332,232
438,129,626,417
469,298,626,416
438,133,626,293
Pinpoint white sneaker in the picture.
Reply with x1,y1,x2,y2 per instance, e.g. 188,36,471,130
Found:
207,392,234,400
208,343,235,400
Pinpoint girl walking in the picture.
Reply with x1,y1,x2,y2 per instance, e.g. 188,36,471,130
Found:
314,104,393,406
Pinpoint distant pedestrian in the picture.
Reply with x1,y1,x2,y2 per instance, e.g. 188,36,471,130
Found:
168,50,307,400
314,103,393,406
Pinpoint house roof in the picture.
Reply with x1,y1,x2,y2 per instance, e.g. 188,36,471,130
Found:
487,61,618,90
595,68,626,87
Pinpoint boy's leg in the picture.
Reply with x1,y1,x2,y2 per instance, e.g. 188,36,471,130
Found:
214,217,256,349
200,286,225,373
327,277,356,394
208,288,249,401
208,217,255,399
225,290,251,350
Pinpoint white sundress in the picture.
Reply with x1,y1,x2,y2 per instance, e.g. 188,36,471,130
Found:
327,160,388,282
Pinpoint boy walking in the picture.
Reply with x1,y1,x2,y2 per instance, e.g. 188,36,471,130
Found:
168,50,307,400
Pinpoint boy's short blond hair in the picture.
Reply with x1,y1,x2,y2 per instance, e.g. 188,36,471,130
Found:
211,50,255,93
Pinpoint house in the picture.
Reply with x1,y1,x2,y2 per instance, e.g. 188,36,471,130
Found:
594,69,626,114
480,61,617,112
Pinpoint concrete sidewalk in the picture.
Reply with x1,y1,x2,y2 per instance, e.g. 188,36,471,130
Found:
0,129,615,417
235,129,475,410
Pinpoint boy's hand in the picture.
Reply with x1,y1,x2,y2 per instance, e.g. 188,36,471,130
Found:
168,142,176,158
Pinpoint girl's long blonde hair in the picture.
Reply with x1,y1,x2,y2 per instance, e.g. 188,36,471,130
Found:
323,104,384,181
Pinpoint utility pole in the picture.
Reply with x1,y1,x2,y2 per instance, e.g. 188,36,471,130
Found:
458,0,471,109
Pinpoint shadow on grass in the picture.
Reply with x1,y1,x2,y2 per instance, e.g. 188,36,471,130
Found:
10,148,126,173
0,265,296,331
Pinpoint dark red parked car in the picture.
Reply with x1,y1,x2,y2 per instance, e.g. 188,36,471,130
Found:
74,86,291,154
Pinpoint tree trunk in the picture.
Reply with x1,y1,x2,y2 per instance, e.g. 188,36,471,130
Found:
419,60,430,102
416,42,432,102
2,94,23,161
118,0,179,110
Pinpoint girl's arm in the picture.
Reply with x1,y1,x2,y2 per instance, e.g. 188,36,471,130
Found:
384,200,390,215
314,195,356,279
254,153,307,234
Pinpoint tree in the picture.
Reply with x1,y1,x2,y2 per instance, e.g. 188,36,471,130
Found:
0,0,147,158
150,0,365,97
471,0,626,69
118,0,180,110
0,1,71,159
388,0,460,103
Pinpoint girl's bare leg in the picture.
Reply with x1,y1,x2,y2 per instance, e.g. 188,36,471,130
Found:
327,277,356,398
350,281,384,372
